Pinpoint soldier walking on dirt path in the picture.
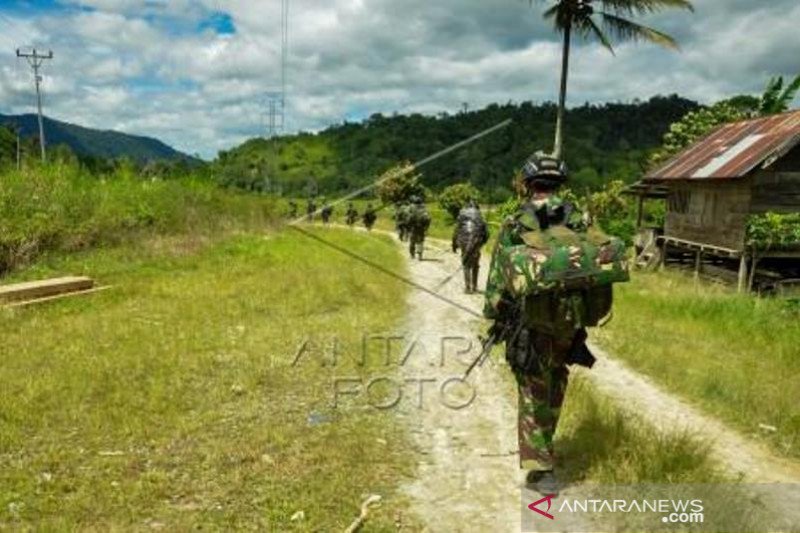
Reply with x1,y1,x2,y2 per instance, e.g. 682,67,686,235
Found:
345,203,359,226
452,200,489,293
320,203,333,224
483,152,628,496
306,198,317,222
407,196,431,260
363,203,377,231
395,202,411,241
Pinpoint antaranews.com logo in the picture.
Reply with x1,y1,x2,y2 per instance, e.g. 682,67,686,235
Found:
528,494,704,524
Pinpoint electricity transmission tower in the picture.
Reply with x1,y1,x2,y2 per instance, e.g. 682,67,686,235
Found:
16,47,53,162
265,0,289,138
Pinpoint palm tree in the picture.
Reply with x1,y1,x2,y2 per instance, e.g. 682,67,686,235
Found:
759,75,800,115
532,0,694,160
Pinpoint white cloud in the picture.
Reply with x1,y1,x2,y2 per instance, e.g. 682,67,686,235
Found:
0,0,798,159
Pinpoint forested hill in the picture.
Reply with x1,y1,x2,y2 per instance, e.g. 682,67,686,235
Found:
0,113,193,163
215,95,698,199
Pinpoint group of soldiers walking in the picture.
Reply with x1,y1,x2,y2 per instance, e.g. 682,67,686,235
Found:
286,154,628,496
286,199,377,230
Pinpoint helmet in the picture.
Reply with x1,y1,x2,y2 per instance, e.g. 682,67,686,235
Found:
522,151,568,187
409,195,423,204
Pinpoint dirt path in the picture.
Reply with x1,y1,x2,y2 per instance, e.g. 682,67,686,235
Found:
583,345,800,484
330,226,800,529
394,237,522,532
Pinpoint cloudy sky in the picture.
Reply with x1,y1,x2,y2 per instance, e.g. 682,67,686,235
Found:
0,0,798,159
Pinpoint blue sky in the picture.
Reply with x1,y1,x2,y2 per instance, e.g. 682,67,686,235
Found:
1,0,798,159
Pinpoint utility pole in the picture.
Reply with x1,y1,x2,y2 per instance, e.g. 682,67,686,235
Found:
16,127,21,170
16,47,53,163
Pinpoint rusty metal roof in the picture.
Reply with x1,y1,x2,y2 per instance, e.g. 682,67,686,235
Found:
645,109,800,181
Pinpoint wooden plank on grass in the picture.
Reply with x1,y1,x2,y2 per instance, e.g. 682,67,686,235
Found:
0,276,94,303
2,285,112,309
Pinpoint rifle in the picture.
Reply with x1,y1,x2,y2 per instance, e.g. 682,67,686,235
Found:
464,302,524,378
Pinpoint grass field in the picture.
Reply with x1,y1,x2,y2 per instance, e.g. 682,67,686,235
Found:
0,228,413,530
0,166,275,275
556,377,764,532
593,270,800,459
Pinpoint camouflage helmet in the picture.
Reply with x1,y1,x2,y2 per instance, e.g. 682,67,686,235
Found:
522,151,568,188
409,195,424,205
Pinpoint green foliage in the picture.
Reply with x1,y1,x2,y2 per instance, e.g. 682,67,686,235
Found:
438,182,481,219
596,271,800,459
746,212,800,249
649,101,746,167
586,180,636,243
0,166,275,273
213,96,699,195
759,75,800,115
375,162,425,204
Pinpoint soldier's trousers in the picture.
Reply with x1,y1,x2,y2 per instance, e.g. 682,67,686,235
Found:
511,331,571,472
460,249,481,291
409,233,425,258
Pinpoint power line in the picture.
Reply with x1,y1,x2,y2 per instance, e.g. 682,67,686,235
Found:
16,47,53,163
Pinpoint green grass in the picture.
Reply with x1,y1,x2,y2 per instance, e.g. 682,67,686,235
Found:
0,165,275,274
555,377,767,532
593,270,800,459
558,377,723,485
0,228,413,530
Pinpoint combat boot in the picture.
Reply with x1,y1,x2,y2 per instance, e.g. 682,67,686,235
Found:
471,266,480,293
526,470,559,496
463,269,472,294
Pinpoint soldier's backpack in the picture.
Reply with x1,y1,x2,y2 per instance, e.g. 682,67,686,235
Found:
496,203,629,335
408,205,431,232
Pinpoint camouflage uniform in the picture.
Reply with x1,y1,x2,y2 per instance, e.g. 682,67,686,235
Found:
407,199,431,260
363,204,377,230
395,203,411,242
452,203,489,293
320,204,333,224
306,199,317,222
345,204,358,226
484,194,627,472
287,200,298,218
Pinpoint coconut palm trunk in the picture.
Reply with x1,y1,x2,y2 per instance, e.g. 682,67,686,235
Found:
552,21,572,161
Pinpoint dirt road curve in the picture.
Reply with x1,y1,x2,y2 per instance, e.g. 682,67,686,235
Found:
331,226,800,531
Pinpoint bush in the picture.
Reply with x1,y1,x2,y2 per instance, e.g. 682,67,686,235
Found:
375,162,425,205
747,212,800,249
438,182,481,219
0,166,276,273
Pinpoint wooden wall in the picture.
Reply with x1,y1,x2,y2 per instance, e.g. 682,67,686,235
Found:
751,172,800,214
664,179,751,251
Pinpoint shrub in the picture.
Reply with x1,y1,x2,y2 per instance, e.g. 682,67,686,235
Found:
438,182,481,219
0,166,276,273
375,162,425,205
747,212,800,249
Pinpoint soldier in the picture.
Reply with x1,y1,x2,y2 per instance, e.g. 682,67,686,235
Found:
320,203,333,224
363,203,377,231
345,203,359,226
395,202,411,241
287,200,298,219
407,195,431,260
306,198,317,222
452,200,489,293
483,152,628,495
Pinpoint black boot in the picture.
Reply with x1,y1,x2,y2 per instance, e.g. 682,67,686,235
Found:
463,268,472,294
526,470,559,496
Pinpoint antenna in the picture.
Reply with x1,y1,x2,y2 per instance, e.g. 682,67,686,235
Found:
16,47,53,163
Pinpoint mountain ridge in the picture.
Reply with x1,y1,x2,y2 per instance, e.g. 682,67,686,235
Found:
0,113,195,163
